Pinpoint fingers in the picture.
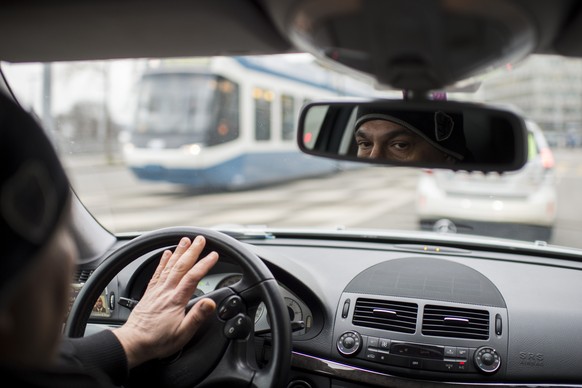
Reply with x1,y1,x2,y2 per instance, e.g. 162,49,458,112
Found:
159,236,195,280
175,251,219,299
181,297,217,333
155,236,202,284
165,236,208,285
148,249,172,287
151,235,219,300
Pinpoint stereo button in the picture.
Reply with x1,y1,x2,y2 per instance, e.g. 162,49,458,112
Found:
377,352,389,363
379,338,390,350
343,337,355,349
474,346,501,374
337,331,362,357
455,362,469,372
457,347,468,359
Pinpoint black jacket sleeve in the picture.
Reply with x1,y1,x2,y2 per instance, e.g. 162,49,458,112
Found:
58,329,129,386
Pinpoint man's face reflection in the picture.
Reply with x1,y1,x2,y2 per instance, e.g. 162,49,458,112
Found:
355,119,454,163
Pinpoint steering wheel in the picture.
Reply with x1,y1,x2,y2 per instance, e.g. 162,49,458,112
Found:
64,226,292,388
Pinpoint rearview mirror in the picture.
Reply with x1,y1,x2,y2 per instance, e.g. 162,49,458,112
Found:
297,100,528,172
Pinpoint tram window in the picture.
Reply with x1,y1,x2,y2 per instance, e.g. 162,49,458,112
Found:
281,94,295,141
208,77,240,146
254,87,273,141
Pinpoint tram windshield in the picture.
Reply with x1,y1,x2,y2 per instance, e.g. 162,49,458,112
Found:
136,73,214,135
134,73,240,146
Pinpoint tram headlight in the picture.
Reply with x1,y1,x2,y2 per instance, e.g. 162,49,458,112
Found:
182,143,202,155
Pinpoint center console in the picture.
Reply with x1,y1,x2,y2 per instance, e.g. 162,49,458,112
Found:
332,257,508,381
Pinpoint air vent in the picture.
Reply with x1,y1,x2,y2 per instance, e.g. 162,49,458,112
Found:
73,269,93,284
353,298,418,334
422,305,489,340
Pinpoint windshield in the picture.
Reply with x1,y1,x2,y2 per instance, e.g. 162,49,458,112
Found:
0,54,577,248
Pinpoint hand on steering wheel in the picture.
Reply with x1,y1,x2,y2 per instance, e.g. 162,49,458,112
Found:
64,227,292,388
112,235,219,369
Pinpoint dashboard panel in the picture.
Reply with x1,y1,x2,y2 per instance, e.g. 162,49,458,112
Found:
80,235,582,387
83,250,315,339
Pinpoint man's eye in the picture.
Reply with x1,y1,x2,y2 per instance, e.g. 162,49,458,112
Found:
357,141,372,148
392,141,410,150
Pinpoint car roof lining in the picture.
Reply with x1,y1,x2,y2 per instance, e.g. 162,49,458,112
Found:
0,0,293,63
2,1,582,89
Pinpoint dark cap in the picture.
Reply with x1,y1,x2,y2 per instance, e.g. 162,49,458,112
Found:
0,92,71,291
355,106,469,161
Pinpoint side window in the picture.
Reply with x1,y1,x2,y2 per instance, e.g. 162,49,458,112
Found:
254,87,273,141
281,94,296,141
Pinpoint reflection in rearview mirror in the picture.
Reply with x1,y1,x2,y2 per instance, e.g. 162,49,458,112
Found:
298,100,529,172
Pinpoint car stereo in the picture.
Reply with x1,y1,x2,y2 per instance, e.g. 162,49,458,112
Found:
337,331,501,374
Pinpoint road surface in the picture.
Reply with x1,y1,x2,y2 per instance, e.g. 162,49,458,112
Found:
63,149,582,250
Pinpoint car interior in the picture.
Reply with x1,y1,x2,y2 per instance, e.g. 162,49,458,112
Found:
3,1,582,387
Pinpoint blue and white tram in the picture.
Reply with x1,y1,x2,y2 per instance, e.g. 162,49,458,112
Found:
121,55,375,189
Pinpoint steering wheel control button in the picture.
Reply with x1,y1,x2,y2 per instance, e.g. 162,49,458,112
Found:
474,346,501,374
224,313,252,339
118,296,139,310
218,295,245,320
337,331,362,357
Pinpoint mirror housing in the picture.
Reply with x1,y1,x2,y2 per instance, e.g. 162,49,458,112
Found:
297,100,529,172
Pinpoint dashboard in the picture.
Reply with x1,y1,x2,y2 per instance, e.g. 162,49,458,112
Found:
79,234,582,387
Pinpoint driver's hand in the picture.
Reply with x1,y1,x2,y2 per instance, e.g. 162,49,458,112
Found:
112,235,219,369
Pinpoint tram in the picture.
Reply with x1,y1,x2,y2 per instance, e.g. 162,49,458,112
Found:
120,55,378,189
